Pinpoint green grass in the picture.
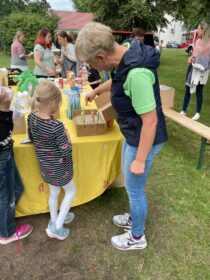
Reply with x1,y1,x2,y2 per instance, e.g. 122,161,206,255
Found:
0,50,210,280
0,52,35,70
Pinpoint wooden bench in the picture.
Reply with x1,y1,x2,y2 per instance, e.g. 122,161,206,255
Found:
163,107,210,169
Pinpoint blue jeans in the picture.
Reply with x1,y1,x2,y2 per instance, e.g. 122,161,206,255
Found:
182,64,204,113
122,141,163,237
0,148,24,237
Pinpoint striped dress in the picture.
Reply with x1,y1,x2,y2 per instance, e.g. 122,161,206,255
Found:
28,113,73,186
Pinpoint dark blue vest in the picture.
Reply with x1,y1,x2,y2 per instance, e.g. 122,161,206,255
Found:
111,39,168,147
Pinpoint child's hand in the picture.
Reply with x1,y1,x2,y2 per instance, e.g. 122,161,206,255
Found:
0,89,11,112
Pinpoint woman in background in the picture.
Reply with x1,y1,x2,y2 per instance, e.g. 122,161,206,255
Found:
11,31,31,71
180,21,210,121
34,27,56,78
57,31,77,77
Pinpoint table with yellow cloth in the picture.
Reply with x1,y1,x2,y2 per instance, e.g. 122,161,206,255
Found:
13,90,123,217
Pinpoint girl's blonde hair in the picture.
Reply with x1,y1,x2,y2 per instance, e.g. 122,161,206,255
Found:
13,31,25,43
31,81,62,112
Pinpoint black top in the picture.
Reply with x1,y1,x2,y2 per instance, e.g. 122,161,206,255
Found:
0,111,13,150
88,68,101,89
28,113,73,186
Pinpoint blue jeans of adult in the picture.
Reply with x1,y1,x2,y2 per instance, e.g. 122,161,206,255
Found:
0,148,24,237
122,140,163,237
182,64,204,113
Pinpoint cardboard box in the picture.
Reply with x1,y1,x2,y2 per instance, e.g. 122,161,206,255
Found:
94,91,116,122
160,85,175,108
13,115,26,135
73,109,107,137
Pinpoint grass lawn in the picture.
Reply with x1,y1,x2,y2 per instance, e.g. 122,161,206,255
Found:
0,50,210,280
0,53,35,70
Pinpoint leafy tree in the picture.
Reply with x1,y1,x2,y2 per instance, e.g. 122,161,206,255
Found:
172,0,210,29
0,0,50,17
23,0,50,14
73,0,175,31
73,0,210,31
0,0,24,17
0,11,58,53
72,0,89,12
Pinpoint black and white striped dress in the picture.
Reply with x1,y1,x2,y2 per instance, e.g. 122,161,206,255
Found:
28,113,73,187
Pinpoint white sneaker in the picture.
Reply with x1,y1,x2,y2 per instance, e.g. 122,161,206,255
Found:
180,111,186,116
112,213,132,229
192,113,200,121
111,230,147,250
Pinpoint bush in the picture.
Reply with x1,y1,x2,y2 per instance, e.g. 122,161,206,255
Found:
0,11,59,53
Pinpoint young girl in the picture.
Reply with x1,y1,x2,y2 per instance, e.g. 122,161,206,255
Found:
28,81,76,240
0,88,33,245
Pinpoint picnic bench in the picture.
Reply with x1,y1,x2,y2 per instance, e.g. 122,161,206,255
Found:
163,107,210,169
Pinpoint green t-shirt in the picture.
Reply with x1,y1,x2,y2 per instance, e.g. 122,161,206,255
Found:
34,44,56,76
123,68,156,114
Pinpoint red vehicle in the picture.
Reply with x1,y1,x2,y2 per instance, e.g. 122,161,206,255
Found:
112,30,155,47
180,30,198,56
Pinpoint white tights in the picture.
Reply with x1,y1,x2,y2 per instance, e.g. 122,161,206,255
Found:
48,180,76,229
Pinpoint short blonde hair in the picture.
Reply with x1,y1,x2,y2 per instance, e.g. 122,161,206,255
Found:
31,81,61,112
75,22,115,62
13,31,25,43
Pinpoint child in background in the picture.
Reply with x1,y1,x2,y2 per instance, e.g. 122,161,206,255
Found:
87,65,101,89
28,81,76,240
0,88,33,245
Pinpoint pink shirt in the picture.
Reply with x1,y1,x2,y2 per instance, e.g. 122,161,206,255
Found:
11,41,26,57
11,41,27,67
193,38,210,57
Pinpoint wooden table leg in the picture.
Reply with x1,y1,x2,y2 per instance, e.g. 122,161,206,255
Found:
197,137,207,170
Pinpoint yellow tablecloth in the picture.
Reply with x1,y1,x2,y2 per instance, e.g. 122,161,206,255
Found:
13,90,123,217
